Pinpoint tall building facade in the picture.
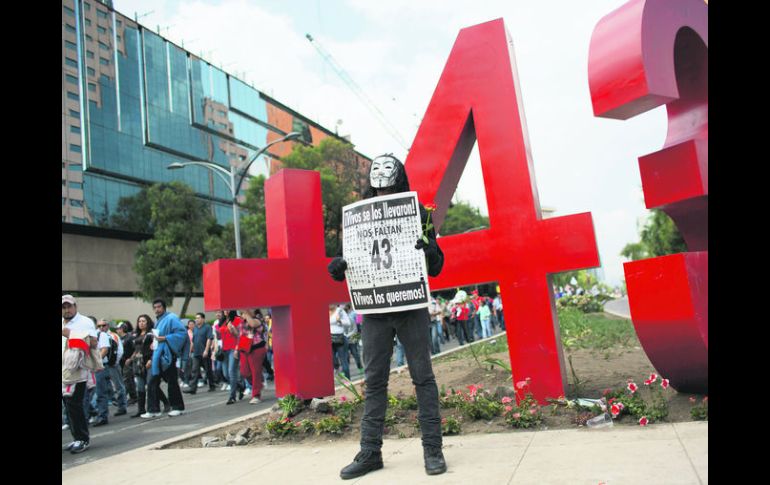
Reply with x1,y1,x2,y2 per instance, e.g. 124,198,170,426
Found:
61,0,370,227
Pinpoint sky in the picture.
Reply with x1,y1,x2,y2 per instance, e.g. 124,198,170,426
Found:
113,0,670,287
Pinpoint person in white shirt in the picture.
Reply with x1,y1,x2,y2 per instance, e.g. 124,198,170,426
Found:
93,320,128,425
62,295,97,454
330,305,352,379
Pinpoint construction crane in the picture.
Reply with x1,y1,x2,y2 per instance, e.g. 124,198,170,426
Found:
306,33,409,150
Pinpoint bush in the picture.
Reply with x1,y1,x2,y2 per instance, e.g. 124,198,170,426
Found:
604,374,673,424
315,415,348,435
689,397,708,420
503,381,544,429
556,293,611,313
278,394,303,417
265,417,297,437
441,416,462,435
442,385,503,421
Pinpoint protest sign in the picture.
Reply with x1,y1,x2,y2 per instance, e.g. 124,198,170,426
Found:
342,192,430,314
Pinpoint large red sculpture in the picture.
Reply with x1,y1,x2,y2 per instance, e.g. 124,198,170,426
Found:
405,19,599,403
588,0,708,392
203,170,348,399
204,18,602,403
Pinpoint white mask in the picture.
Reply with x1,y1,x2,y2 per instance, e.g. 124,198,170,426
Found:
369,156,398,189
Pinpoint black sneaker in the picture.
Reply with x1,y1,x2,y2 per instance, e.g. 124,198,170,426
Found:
226,398,235,405
114,409,127,417
424,446,447,475
340,450,383,480
70,440,90,454
92,419,108,427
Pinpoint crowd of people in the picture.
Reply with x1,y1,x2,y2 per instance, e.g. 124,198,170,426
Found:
329,289,506,373
62,295,276,455
63,287,505,455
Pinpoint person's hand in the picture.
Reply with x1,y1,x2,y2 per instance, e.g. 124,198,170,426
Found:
203,351,209,358
415,237,438,259
145,361,152,369
328,257,348,281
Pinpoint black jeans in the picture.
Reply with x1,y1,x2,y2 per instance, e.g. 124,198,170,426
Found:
147,364,184,413
360,308,441,452
63,381,89,443
189,355,214,390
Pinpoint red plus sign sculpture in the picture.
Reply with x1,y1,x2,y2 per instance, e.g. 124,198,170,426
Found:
203,170,348,399
588,0,708,393
405,18,600,403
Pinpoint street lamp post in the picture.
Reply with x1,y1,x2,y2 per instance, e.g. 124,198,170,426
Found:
167,131,302,258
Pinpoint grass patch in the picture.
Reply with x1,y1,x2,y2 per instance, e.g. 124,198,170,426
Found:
558,308,637,350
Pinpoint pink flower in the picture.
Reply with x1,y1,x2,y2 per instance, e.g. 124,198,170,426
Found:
529,408,537,415
442,418,447,424
468,385,478,397
505,405,513,412
617,402,624,410
689,397,697,403
340,396,347,402
703,396,708,403
638,416,648,426
602,388,612,396
627,382,638,393
661,379,669,389
648,373,658,383
515,380,529,390
501,396,513,404
643,379,652,386
610,404,621,417
512,412,521,419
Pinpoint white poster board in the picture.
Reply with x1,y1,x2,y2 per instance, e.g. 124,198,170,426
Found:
342,191,430,314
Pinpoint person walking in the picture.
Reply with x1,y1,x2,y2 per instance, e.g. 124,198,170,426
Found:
238,309,268,404
62,295,99,454
142,299,186,418
330,305,351,380
184,313,216,395
478,297,492,338
129,314,169,417
218,310,244,405
116,321,137,406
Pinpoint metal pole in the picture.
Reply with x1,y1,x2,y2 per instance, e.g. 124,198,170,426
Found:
230,167,242,259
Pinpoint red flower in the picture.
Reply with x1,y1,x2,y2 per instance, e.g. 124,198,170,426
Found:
610,404,621,417
627,382,638,393
515,380,529,390
501,396,513,404
648,373,658,383
644,379,652,386
602,388,612,396
661,379,669,389
689,397,697,404
608,398,615,404
638,416,649,426
703,396,708,403
340,396,347,402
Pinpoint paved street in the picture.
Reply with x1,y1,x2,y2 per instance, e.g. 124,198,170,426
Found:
62,326,502,471
604,296,631,319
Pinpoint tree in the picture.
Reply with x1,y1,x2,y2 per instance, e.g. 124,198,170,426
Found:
133,182,215,316
620,209,687,261
108,187,154,234
439,200,490,236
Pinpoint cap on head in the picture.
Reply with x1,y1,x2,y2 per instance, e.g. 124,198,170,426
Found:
62,294,77,305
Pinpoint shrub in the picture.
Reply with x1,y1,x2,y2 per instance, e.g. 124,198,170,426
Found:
278,394,303,417
689,396,708,420
604,374,672,424
266,417,297,437
503,380,544,429
441,416,462,435
315,415,348,435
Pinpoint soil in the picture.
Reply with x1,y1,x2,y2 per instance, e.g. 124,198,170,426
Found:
165,317,706,450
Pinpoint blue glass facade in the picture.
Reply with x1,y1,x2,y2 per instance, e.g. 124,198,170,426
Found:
61,0,356,228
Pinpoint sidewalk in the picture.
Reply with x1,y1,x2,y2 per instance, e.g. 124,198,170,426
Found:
62,420,707,484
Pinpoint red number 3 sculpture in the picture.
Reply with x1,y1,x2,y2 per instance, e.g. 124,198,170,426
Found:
588,0,708,393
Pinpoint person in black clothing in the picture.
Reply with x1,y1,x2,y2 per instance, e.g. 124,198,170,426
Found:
128,315,170,418
116,321,137,405
328,154,447,479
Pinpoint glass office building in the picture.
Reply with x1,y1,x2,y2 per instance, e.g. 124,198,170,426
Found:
62,0,368,226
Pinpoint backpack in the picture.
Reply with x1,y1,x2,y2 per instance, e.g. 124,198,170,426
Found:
106,335,118,366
